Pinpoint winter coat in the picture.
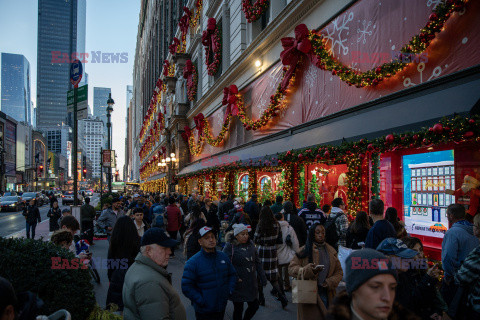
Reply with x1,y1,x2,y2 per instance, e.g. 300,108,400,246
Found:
298,202,326,229
97,208,124,234
218,200,234,221
289,243,343,320
181,248,237,314
80,203,96,223
223,233,267,302
202,204,220,233
441,220,479,277
365,219,396,250
284,211,308,247
329,207,349,247
123,253,186,320
270,202,283,215
185,229,202,260
22,205,41,225
345,225,369,249
254,222,282,281
326,291,420,320
396,270,447,319
277,220,300,265
47,207,61,232
455,245,480,313
225,209,251,233
244,200,260,228
165,204,182,232
106,268,128,311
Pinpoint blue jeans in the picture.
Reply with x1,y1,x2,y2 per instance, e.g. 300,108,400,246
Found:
26,222,37,239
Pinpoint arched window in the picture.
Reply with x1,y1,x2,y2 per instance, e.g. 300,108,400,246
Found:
260,176,271,191
240,175,249,192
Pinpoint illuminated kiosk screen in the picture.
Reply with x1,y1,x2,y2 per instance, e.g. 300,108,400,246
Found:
403,150,454,238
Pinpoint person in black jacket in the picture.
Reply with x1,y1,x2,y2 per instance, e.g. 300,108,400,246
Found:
106,216,140,312
345,211,370,249
47,201,62,232
22,199,41,239
184,219,206,260
218,194,234,221
282,201,308,247
244,194,260,231
202,198,220,237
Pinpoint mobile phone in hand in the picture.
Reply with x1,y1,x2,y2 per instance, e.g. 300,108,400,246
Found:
314,265,324,270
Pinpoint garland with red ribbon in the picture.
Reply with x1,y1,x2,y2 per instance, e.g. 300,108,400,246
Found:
190,0,203,29
183,60,198,101
184,0,467,156
202,18,222,76
242,0,269,23
169,38,180,55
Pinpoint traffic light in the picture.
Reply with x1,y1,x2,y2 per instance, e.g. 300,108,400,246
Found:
38,165,44,177
83,167,87,174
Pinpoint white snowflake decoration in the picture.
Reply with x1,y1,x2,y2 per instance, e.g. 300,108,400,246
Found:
322,12,354,56
403,62,443,88
357,20,375,44
427,0,442,9
305,63,318,89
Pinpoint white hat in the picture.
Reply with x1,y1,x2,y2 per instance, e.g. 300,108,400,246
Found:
233,224,248,236
199,226,213,237
133,193,140,198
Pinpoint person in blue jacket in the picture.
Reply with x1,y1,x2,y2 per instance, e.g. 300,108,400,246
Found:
182,226,237,320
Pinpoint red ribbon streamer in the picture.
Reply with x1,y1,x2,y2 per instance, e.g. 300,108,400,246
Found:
163,60,170,77
169,38,180,55
222,85,239,122
202,18,218,56
183,60,195,88
179,6,191,36
194,113,205,136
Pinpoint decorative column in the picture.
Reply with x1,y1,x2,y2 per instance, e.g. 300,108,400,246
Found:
247,168,257,197
224,171,234,196
198,176,205,195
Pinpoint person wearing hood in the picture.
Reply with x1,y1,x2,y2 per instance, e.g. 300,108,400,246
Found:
377,237,447,319
441,203,479,306
223,224,267,320
298,194,327,229
289,223,343,319
275,211,300,292
327,197,349,249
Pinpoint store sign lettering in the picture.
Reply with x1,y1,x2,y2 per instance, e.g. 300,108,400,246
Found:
424,180,446,188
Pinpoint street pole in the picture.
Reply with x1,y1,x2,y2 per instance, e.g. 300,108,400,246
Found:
73,84,78,206
100,147,103,209
107,113,111,194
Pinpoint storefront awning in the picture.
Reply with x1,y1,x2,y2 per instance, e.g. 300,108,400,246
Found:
179,69,480,176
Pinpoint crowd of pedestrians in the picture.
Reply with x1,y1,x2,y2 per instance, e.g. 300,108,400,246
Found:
6,189,480,320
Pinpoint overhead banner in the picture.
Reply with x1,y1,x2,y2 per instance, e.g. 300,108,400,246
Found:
193,0,480,161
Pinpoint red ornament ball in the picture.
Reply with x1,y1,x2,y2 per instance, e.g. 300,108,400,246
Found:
386,134,395,144
464,131,474,138
433,123,444,134
316,154,322,160
413,134,419,140
367,144,374,151
298,154,304,160
469,119,476,124
429,13,438,21
324,150,330,158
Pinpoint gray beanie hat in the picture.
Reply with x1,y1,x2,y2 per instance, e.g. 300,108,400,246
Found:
345,249,397,294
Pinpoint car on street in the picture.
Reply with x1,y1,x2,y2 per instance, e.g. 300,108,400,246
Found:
2,191,18,197
85,189,94,197
62,191,84,206
0,196,25,212
21,192,44,206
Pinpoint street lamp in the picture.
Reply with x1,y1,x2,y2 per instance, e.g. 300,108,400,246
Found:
106,93,114,193
165,152,178,193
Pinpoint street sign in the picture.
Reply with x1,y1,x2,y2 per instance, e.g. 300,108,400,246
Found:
67,85,88,119
102,150,111,167
70,60,83,87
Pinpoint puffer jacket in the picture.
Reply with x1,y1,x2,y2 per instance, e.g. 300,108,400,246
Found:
223,232,267,302
441,220,479,277
277,220,300,265
23,205,41,225
122,253,186,320
182,248,237,314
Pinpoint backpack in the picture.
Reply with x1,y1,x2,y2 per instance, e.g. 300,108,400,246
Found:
325,212,343,249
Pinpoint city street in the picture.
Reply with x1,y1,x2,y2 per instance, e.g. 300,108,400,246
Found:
0,194,100,238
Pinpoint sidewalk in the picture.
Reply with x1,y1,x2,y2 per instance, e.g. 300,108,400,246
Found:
10,219,51,239
91,239,297,320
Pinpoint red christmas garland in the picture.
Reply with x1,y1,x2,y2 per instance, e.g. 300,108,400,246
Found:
202,18,222,76
183,60,198,102
242,0,269,23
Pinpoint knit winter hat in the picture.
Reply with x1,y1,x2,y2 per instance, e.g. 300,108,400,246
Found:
233,224,248,236
345,249,398,295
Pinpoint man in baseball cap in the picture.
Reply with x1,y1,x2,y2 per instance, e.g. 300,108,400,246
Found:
123,228,186,320
327,249,416,320
182,226,237,320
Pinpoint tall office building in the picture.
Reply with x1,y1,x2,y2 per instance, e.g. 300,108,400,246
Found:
41,124,72,157
93,87,111,146
36,0,86,128
0,53,32,125
126,85,133,107
79,116,104,178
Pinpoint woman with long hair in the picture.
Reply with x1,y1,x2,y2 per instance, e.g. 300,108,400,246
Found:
106,215,141,312
289,223,343,319
184,218,207,260
345,211,370,249
254,206,287,308
385,207,407,238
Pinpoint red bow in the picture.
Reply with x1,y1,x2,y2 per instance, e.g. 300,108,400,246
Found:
279,24,312,91
169,38,180,55
194,113,205,136
182,126,192,142
163,60,170,77
179,6,191,36
202,18,218,54
222,85,239,122
183,60,195,87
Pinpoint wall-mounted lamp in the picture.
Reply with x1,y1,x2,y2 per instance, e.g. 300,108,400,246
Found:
254,59,262,68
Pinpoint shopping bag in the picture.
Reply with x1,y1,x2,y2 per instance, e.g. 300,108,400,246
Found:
292,267,318,304
338,245,356,281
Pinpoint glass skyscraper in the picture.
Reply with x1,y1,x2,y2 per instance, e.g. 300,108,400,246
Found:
0,53,31,125
36,0,86,128
93,87,111,147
